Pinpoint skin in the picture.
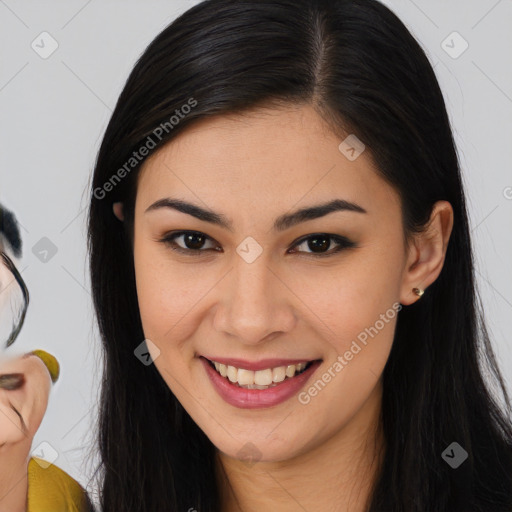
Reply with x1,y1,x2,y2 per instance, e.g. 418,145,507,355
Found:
114,104,453,511
0,354,52,512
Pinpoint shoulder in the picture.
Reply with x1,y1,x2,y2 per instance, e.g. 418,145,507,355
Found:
27,457,93,512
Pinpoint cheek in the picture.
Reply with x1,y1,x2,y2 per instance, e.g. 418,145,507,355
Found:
297,280,398,393
0,400,26,444
286,248,402,347
133,255,200,402
285,245,401,410
133,244,207,360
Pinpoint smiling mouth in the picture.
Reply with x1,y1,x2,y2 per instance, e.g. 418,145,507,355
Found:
203,357,321,390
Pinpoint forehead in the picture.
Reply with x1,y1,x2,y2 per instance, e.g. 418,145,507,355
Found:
135,104,399,220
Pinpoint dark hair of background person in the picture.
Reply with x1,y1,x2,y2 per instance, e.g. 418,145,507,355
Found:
86,0,512,510
0,205,22,258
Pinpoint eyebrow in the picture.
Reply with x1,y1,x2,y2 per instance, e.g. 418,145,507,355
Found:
145,197,367,232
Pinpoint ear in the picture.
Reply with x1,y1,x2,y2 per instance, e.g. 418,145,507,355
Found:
113,202,125,222
400,200,454,306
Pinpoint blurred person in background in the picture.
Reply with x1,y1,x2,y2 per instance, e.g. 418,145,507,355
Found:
0,203,93,512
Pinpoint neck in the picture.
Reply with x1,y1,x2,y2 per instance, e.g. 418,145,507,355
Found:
0,441,30,512
216,381,385,512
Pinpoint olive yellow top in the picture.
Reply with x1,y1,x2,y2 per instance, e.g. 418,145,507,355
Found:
27,457,92,512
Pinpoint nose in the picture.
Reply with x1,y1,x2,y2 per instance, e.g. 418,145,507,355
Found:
212,255,296,346
215,264,296,344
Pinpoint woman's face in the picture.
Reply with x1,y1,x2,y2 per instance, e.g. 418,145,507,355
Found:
132,104,414,463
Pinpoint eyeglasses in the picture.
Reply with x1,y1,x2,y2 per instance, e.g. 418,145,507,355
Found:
0,251,29,349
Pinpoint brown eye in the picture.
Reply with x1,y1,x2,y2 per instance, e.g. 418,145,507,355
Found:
178,232,209,250
160,231,219,255
289,234,356,257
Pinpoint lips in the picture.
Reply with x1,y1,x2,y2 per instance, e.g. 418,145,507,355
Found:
199,356,323,409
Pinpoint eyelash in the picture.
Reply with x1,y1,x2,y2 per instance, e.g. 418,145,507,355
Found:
158,231,356,258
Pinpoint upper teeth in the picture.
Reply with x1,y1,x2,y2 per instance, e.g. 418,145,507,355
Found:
212,361,308,387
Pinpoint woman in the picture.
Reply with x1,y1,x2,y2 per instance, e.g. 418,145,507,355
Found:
87,0,512,510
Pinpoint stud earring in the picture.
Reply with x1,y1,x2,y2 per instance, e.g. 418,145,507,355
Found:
412,287,424,297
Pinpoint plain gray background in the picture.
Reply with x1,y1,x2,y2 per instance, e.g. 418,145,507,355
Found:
1,0,511,503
